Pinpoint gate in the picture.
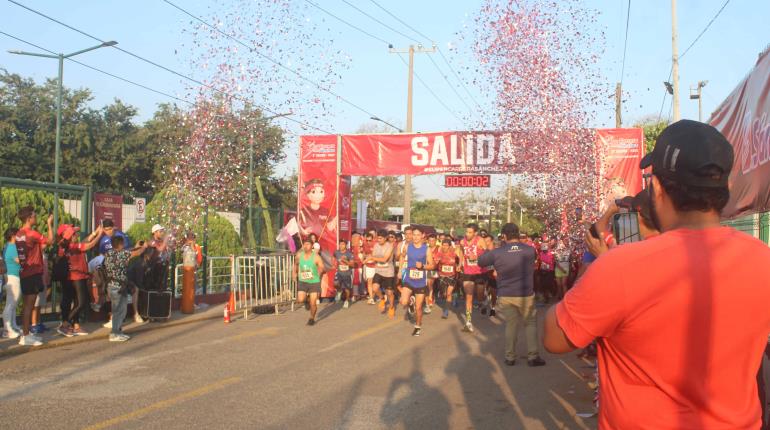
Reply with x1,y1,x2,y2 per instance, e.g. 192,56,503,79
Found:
233,253,296,314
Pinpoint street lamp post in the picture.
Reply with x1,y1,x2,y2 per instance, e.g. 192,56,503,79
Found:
9,41,117,233
513,199,525,226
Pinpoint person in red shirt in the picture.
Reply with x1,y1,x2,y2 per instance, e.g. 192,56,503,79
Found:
56,224,103,337
544,120,770,429
15,206,53,346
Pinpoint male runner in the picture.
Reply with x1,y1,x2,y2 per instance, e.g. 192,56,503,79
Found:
399,226,434,336
333,239,354,309
350,232,363,299
424,234,440,314
363,230,376,304
459,223,490,333
436,239,461,319
293,238,325,325
396,226,413,290
480,230,497,317
478,223,545,366
367,230,395,317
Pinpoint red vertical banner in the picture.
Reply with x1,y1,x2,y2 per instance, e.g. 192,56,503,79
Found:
93,193,123,230
595,128,645,208
338,175,352,243
298,135,339,254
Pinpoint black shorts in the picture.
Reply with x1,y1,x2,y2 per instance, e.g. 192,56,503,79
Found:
486,276,497,289
407,285,427,294
21,273,44,296
438,276,457,289
372,274,395,290
460,273,487,286
335,275,353,289
297,281,321,295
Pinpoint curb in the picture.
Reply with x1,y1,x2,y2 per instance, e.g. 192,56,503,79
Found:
0,310,224,359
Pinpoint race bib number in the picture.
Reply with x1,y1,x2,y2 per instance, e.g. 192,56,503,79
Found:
338,264,350,272
541,263,552,270
466,259,478,266
441,265,454,273
409,269,424,280
300,271,313,281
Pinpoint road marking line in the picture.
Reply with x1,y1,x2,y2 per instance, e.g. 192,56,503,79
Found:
559,359,588,382
82,376,241,430
319,320,399,353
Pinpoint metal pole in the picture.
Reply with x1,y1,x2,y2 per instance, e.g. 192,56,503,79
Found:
54,54,63,233
671,0,681,121
203,204,209,293
615,82,623,128
403,45,414,226
698,85,703,122
506,173,512,223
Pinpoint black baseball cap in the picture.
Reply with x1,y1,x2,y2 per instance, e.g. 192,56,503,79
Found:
639,120,733,188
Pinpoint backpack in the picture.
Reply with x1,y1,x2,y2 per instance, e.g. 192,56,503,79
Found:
92,265,109,294
52,253,70,282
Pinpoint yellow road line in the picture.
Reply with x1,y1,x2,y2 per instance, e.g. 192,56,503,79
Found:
319,320,399,353
83,377,241,430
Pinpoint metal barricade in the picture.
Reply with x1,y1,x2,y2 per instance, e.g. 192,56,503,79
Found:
233,252,296,313
173,256,235,297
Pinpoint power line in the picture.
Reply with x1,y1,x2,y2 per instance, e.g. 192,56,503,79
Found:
5,0,331,133
680,0,731,59
161,0,386,120
0,30,195,107
338,0,421,45
367,0,433,43
426,52,477,122
303,0,391,46
396,53,466,126
437,48,485,114
619,0,631,85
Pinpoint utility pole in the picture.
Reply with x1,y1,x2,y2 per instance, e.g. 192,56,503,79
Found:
615,82,623,128
671,0,681,121
389,44,436,226
689,81,708,122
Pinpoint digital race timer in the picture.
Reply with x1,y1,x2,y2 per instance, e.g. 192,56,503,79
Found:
444,175,491,188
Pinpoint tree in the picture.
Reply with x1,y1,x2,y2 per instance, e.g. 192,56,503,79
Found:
633,115,668,154
351,176,404,220
1,189,79,238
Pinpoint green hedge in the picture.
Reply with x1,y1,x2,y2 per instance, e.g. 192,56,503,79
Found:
1,188,79,237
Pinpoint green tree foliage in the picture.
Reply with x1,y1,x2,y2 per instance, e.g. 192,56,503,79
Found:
126,187,241,257
633,116,668,154
1,188,78,237
351,176,404,220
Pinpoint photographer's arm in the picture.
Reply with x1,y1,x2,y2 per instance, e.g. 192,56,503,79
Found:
544,306,578,353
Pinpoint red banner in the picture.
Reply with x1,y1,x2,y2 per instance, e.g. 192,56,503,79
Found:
298,135,340,254
710,48,770,219
595,128,645,206
341,132,520,175
93,193,123,230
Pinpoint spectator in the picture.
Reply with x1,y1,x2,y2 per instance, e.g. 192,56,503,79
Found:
535,243,556,303
15,206,53,346
98,219,131,255
544,120,770,429
2,228,22,338
104,236,147,342
149,224,170,293
56,224,103,337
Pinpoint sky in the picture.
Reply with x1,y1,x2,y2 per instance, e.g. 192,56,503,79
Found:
1,0,769,202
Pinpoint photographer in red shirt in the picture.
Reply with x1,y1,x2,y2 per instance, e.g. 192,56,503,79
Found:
545,120,770,429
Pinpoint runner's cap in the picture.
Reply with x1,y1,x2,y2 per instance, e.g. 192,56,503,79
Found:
639,119,733,188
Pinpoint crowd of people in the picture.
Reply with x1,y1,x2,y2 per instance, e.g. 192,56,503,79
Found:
0,215,187,345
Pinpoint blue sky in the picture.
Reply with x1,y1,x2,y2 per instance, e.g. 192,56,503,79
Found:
1,0,768,201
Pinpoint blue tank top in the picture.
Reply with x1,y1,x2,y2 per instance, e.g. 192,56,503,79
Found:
405,243,428,288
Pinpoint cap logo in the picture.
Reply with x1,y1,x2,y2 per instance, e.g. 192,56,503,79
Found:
669,148,681,172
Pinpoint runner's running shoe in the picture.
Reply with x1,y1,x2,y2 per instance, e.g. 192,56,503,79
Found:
412,327,421,337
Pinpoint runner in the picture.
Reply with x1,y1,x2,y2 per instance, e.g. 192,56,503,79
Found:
458,223,490,333
479,229,497,317
350,232,364,300
424,233,440,314
399,226,434,336
396,226,413,291
362,230,376,304
367,230,395,317
436,238,461,319
333,239,354,309
293,238,324,326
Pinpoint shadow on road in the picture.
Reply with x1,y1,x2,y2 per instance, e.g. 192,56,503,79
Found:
380,349,451,430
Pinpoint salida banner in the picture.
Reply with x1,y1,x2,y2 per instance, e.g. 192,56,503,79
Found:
711,48,770,219
340,130,643,179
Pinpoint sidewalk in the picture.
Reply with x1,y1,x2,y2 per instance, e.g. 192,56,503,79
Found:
0,303,226,358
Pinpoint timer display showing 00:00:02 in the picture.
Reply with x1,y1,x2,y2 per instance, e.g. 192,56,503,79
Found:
444,175,491,188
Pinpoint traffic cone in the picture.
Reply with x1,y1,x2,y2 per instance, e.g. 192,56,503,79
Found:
224,302,231,324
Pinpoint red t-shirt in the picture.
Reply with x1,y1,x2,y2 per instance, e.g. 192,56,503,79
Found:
461,236,485,275
556,227,770,429
59,242,89,281
363,240,376,268
16,227,49,278
437,249,457,277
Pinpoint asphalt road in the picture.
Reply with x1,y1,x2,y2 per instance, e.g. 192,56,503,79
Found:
0,300,596,430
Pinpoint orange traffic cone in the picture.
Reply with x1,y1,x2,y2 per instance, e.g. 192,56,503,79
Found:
224,290,234,324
